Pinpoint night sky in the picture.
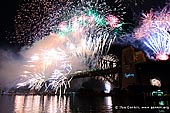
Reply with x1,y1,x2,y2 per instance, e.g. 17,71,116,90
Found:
0,0,170,88
0,0,17,47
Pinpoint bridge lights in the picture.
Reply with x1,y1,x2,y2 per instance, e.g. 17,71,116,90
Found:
104,81,111,93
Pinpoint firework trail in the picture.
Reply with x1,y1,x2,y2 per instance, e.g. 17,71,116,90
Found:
133,5,170,60
14,0,128,93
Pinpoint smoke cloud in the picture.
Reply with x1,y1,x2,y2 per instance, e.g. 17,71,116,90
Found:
0,33,89,91
0,48,25,90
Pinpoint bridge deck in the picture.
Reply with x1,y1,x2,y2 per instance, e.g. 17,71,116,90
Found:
70,67,120,79
69,67,121,87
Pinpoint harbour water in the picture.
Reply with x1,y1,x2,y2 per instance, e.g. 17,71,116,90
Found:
0,93,169,113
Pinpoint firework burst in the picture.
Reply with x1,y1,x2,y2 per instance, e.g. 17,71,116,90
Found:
17,46,73,93
16,34,72,93
6,0,127,46
15,0,127,93
133,5,170,60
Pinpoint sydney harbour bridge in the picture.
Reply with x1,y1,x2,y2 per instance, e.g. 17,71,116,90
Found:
69,46,147,89
4,46,147,94
70,56,121,88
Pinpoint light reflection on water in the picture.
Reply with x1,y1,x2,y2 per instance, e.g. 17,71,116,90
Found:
105,96,112,111
0,95,71,113
0,94,167,113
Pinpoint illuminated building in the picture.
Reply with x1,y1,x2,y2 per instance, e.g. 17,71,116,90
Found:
121,46,136,89
121,46,147,89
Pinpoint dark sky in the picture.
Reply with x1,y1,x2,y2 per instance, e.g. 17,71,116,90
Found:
0,0,17,46
0,0,17,32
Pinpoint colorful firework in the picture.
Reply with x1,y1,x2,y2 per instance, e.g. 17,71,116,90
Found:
16,0,127,93
133,5,170,60
6,0,127,46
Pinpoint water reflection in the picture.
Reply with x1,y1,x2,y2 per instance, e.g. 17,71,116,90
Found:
0,94,169,113
0,95,67,113
104,96,112,111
